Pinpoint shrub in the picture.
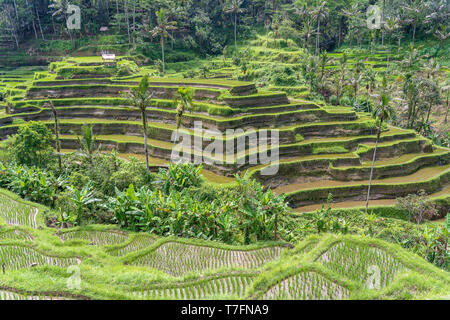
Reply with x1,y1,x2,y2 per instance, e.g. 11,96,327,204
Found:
111,157,150,191
396,190,438,224
329,95,338,106
12,121,54,168
153,162,202,193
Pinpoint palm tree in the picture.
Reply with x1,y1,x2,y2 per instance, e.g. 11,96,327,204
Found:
433,25,450,50
49,0,73,45
383,17,399,74
75,124,100,166
404,0,425,46
442,82,450,124
333,53,348,105
318,50,333,82
124,75,154,173
342,4,360,48
381,0,386,46
224,0,244,53
311,0,328,56
300,16,314,50
151,8,177,76
350,58,365,108
172,87,193,162
365,75,394,214
417,78,441,133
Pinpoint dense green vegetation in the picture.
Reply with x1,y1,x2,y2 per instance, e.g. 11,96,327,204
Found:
0,0,448,301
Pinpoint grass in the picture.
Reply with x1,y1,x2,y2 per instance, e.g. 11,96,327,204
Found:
0,188,448,300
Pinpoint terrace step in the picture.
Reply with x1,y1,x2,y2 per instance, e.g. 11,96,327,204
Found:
294,185,450,214
329,149,450,181
355,138,433,161
1,106,357,131
275,165,450,208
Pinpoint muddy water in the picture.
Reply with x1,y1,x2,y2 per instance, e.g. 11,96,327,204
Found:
275,164,450,194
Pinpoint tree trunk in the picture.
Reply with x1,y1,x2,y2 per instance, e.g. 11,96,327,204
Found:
50,101,62,170
125,0,131,44
365,122,382,214
338,20,342,48
425,101,433,124
445,94,449,124
35,4,45,40
386,36,391,74
234,13,237,52
381,0,386,46
412,20,416,46
316,18,320,56
25,0,38,40
161,36,165,75
274,213,278,240
141,108,150,173
116,0,120,30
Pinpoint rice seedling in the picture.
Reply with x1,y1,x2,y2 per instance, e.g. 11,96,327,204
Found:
107,234,156,256
0,228,33,241
130,241,284,276
0,244,79,271
317,241,406,288
0,290,73,300
132,273,254,300
260,271,348,300
58,230,128,246
0,195,39,229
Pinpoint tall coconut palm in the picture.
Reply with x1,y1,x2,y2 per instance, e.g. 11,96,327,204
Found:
333,53,348,105
404,0,425,46
365,75,394,214
383,17,399,74
311,0,329,56
171,87,193,162
433,25,450,50
224,0,244,53
402,73,420,128
300,16,314,50
49,0,73,45
124,75,154,173
151,8,177,76
381,0,386,46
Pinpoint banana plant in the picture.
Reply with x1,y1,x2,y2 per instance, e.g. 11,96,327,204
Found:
67,182,100,225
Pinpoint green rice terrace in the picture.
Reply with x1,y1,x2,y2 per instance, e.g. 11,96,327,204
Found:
0,0,449,303
0,55,448,301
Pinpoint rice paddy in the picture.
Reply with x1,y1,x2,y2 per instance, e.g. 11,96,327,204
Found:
0,244,79,271
58,229,128,246
129,241,285,276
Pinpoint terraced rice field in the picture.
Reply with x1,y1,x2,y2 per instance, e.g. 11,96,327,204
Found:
0,191,447,300
261,271,349,300
129,241,284,276
0,244,79,271
0,289,75,300
132,273,254,299
0,194,39,229
107,234,156,256
1,57,448,212
317,241,406,288
58,230,128,246
0,228,33,241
